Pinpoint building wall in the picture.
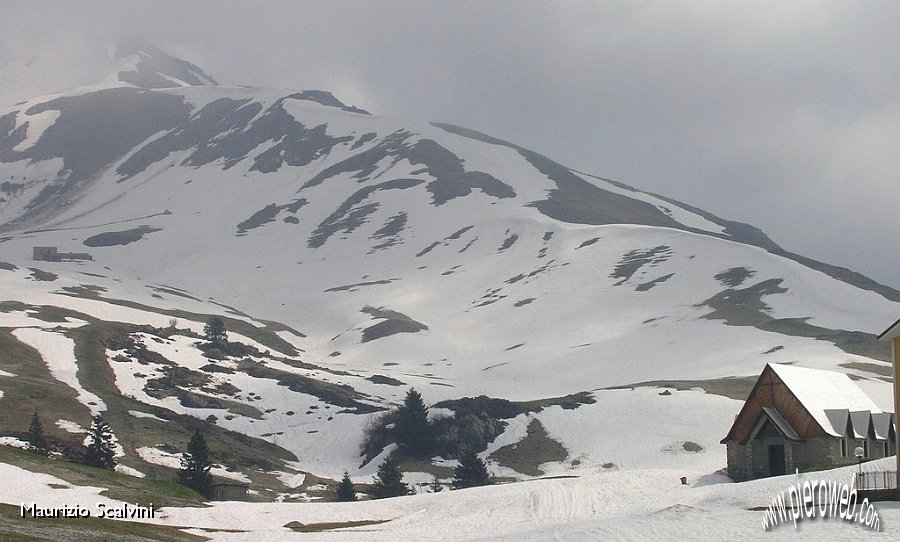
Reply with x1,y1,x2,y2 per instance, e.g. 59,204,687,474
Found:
894,337,900,481
727,437,867,481
33,247,57,261
726,442,748,481
212,485,248,501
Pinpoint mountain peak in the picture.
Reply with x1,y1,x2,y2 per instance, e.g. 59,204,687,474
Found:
110,37,218,90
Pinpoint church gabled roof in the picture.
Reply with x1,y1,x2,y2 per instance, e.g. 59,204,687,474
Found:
768,363,882,437
723,363,888,444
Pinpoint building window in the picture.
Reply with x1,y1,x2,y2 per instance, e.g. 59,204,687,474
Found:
841,438,848,458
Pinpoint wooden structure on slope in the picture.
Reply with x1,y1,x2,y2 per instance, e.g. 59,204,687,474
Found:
722,363,894,481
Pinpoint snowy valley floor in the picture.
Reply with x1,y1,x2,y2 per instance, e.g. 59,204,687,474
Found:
2,456,897,541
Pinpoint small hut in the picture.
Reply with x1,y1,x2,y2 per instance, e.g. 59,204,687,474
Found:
210,481,250,501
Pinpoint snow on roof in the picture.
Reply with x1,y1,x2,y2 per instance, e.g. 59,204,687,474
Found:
871,412,894,440
849,411,873,439
768,363,884,437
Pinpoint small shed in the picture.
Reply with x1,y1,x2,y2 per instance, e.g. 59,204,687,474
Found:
722,363,894,481
210,481,250,501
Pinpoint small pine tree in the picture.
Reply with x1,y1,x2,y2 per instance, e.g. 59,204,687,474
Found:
371,456,411,499
429,475,443,493
82,415,116,470
178,429,212,497
451,450,491,489
203,316,227,345
28,412,48,455
336,471,357,502
395,388,434,456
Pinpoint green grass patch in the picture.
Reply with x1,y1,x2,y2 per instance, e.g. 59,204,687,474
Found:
396,458,454,479
232,358,380,414
0,329,93,450
489,419,567,476
284,519,391,532
0,301,95,324
0,503,207,542
27,268,58,282
0,446,204,508
360,306,428,343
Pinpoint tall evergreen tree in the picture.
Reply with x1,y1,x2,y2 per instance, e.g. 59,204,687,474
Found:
82,415,116,470
371,456,411,498
451,450,491,489
27,411,48,455
395,388,434,456
178,429,212,497
203,316,227,345
336,471,357,502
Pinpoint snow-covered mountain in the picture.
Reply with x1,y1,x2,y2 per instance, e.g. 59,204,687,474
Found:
0,44,897,488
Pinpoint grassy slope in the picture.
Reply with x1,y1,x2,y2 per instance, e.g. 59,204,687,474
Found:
0,329,93,450
65,322,298,490
0,503,208,542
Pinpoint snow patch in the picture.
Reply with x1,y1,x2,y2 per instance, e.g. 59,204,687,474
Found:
12,109,61,152
136,446,250,482
11,328,107,414
115,464,146,478
128,410,169,422
0,437,29,449
275,471,306,489
55,419,87,434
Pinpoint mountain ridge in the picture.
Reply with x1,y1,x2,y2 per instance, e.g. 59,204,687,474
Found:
0,44,897,488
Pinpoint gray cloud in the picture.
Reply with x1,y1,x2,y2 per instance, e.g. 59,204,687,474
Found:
2,1,898,289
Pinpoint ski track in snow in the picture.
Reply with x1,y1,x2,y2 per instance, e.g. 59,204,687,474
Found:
0,456,897,540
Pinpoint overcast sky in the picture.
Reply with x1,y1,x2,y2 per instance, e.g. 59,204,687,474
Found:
2,1,898,291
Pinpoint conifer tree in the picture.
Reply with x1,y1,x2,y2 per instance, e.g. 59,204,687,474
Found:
395,388,434,456
178,429,212,497
82,415,116,470
203,316,227,345
451,450,491,489
28,411,48,455
371,456,411,498
429,475,443,493
336,471,357,502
